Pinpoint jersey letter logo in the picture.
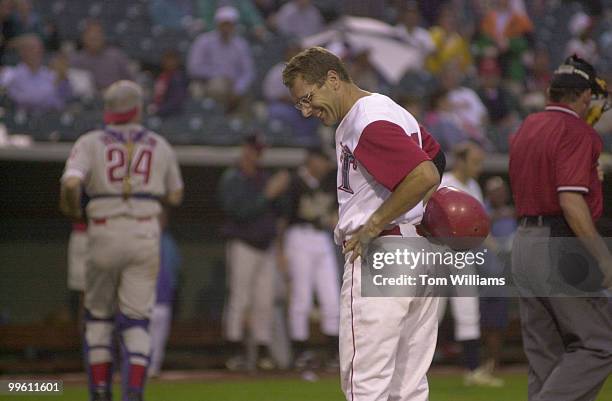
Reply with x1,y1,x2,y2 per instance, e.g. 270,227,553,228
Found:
338,144,357,194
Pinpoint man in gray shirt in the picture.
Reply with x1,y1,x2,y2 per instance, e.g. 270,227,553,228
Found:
275,0,323,39
70,20,134,91
187,6,254,112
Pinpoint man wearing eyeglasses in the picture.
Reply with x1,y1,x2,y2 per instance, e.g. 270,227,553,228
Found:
283,46,442,401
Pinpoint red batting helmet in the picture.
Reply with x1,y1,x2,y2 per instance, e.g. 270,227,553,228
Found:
421,186,490,250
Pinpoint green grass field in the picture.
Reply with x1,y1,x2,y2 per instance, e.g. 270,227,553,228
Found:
3,373,612,401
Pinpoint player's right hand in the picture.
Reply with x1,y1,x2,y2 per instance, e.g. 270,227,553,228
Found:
265,170,290,200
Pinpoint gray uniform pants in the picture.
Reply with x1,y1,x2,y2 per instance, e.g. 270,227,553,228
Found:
512,225,612,401
224,239,275,344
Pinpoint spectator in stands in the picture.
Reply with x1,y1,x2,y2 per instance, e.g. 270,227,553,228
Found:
439,64,492,149
426,4,472,76
70,20,134,91
187,6,254,113
13,0,40,36
477,58,512,124
398,94,424,121
522,46,551,112
274,0,323,39
217,134,290,371
345,46,381,93
253,0,282,25
416,0,446,26
41,19,60,51
565,11,598,64
395,1,434,70
476,57,518,151
0,0,16,64
525,46,551,93
424,89,471,152
340,0,385,20
151,50,188,117
195,0,267,41
0,34,71,112
263,42,319,143
148,0,195,31
50,51,95,102
12,0,58,51
478,0,533,82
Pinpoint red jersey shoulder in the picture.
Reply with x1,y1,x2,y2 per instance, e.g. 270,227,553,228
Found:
418,125,441,157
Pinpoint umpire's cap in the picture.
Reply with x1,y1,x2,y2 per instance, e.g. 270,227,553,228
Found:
550,55,607,97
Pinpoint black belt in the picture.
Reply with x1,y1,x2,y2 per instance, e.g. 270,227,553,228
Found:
88,193,160,201
519,215,563,227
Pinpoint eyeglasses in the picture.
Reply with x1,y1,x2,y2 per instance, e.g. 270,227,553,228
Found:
294,90,314,111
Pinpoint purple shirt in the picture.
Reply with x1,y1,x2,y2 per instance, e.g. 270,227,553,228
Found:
187,30,254,95
0,63,71,112
70,47,133,90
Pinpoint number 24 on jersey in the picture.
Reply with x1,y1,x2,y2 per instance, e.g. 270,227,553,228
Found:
106,146,153,184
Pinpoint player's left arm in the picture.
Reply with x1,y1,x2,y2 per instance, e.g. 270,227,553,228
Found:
343,120,439,261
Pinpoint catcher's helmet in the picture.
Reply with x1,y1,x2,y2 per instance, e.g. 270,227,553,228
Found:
421,186,490,250
551,54,607,96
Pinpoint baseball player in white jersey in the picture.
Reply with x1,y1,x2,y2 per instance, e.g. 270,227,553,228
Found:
283,47,441,401
280,147,340,369
437,142,503,386
60,80,183,401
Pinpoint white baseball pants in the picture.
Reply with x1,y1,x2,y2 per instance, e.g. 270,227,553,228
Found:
340,227,439,401
436,296,480,341
286,225,340,340
149,303,172,376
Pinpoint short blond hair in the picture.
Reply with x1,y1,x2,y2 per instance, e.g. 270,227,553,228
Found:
282,46,351,88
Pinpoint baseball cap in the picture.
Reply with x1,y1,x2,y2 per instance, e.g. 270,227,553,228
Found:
550,55,607,96
214,6,239,24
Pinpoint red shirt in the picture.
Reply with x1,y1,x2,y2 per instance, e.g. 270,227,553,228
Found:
509,104,603,220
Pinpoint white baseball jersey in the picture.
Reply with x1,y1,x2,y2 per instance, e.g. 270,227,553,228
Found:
334,93,431,244
440,172,484,204
62,123,183,218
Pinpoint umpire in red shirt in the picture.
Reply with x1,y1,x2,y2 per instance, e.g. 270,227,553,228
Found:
509,55,612,401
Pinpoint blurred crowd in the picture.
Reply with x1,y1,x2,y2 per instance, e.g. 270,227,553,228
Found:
0,0,610,153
